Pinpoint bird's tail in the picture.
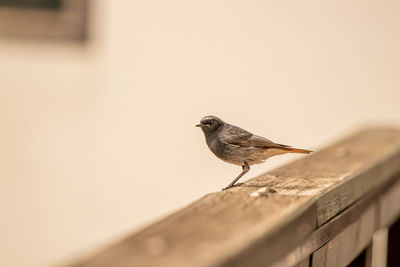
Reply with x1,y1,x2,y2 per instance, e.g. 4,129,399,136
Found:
281,147,313,154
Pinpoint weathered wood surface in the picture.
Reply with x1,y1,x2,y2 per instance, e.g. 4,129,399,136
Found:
310,177,400,267
71,128,400,267
271,173,400,267
311,201,376,266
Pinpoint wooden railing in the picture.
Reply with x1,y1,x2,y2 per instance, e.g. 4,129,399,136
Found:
70,128,400,267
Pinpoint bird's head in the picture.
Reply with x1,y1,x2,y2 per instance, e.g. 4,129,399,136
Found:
196,116,224,134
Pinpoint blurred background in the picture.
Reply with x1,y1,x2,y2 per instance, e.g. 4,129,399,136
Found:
1,0,399,266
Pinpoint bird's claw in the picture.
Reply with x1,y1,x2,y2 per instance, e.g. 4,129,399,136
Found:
221,183,244,191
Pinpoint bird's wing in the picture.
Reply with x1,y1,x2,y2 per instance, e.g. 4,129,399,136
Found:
220,124,288,149
248,135,291,148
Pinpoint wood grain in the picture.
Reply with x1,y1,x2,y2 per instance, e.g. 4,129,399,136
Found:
70,128,400,267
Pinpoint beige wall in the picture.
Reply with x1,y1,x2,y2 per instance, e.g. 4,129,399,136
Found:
1,1,400,266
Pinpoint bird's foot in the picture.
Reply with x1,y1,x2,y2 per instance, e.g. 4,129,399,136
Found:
221,183,244,191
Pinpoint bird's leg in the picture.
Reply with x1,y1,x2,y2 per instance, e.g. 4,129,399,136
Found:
222,162,250,190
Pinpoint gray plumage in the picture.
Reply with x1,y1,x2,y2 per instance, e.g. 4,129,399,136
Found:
196,115,312,190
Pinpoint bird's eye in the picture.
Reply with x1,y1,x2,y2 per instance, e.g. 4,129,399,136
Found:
204,120,212,127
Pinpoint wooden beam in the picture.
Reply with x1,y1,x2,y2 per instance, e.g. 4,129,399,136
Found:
371,228,388,267
311,203,376,266
271,173,400,267
70,128,400,267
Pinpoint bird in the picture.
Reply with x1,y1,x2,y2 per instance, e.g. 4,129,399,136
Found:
196,115,312,190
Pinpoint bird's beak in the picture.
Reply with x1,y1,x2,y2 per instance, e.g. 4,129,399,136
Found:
195,124,201,127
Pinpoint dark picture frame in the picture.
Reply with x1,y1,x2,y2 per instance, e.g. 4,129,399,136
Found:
0,0,88,41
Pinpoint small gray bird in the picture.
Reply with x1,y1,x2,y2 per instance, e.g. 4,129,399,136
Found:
196,115,312,190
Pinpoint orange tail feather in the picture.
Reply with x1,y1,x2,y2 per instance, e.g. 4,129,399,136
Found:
282,147,313,154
